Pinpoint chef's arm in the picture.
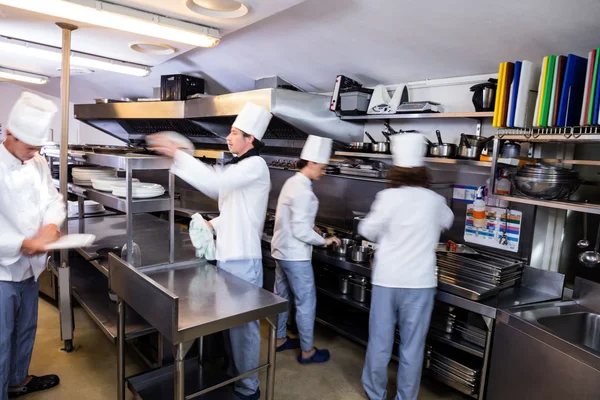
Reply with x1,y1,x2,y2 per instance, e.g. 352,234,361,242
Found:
440,202,455,231
208,216,220,234
171,151,220,200
290,193,327,246
0,232,25,259
41,160,67,229
358,192,389,242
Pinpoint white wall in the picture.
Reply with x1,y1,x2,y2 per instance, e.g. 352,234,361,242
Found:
0,82,121,145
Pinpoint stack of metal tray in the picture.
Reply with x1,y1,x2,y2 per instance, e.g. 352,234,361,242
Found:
429,303,457,334
425,346,481,396
455,321,487,348
436,252,523,301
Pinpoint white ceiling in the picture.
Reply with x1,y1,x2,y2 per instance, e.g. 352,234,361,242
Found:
4,0,600,103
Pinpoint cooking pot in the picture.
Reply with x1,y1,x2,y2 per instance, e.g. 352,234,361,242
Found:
339,273,354,294
351,276,369,303
349,245,373,263
427,130,457,158
331,238,355,256
501,141,521,158
365,131,389,154
458,134,494,160
348,141,372,152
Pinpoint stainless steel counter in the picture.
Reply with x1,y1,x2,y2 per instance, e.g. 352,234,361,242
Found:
68,214,197,276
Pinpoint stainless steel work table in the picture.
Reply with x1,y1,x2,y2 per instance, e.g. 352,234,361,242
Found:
109,254,288,400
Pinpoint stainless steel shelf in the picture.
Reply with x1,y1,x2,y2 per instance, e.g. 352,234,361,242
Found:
81,152,173,170
497,126,600,142
428,331,485,358
86,188,171,214
340,112,494,121
316,285,370,313
334,152,492,167
491,195,600,215
52,179,87,196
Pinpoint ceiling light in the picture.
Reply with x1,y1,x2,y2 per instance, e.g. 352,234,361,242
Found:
0,36,151,77
0,67,48,84
130,42,177,55
0,0,221,47
185,0,249,19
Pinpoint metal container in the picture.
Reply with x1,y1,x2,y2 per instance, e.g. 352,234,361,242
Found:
339,273,354,294
331,238,355,256
458,134,493,160
348,142,372,152
500,141,521,158
350,245,373,263
427,130,457,158
364,131,389,154
351,276,369,303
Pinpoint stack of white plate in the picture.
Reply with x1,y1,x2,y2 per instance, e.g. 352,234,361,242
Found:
72,167,116,186
91,177,140,192
112,183,165,199
67,200,106,217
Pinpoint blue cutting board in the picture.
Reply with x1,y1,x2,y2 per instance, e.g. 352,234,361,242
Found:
509,61,522,127
557,54,588,127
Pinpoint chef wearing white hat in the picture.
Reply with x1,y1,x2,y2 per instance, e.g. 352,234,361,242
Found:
358,133,454,400
1,92,65,399
148,102,272,400
271,135,340,364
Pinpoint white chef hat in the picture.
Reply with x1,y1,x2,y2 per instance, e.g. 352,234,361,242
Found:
7,92,58,146
300,135,333,164
232,102,272,141
391,133,426,168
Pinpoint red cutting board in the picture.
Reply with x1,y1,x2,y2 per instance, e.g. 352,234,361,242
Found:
583,49,597,126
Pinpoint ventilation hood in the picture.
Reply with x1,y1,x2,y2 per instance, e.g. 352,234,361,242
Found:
73,88,363,148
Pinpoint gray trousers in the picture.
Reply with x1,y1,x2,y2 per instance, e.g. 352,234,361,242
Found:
0,278,39,400
217,259,263,396
362,285,436,400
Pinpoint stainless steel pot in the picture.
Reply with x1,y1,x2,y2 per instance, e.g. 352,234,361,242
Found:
331,238,355,256
427,130,457,158
350,245,373,263
339,273,354,294
351,276,369,303
348,142,372,152
458,134,493,160
365,131,390,154
501,141,521,158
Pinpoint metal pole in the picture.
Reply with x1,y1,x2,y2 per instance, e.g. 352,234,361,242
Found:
56,22,78,352
174,343,185,400
117,299,126,400
265,316,277,400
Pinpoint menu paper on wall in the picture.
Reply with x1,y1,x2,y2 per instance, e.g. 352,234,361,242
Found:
464,205,522,253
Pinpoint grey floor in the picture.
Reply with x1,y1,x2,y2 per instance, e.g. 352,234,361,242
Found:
26,298,469,399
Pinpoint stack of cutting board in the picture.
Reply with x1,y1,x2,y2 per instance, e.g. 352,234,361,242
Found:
493,51,593,128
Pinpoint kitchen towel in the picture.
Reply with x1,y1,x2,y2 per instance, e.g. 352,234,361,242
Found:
189,213,216,260
557,54,587,127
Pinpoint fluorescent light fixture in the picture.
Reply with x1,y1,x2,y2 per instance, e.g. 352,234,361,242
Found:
0,67,48,84
0,36,151,77
0,0,221,47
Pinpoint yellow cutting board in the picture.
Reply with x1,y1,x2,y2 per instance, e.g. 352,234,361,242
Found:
535,56,549,126
494,62,506,127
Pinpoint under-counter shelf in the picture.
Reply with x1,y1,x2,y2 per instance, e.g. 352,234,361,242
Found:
491,194,600,215
316,285,370,313
340,112,494,121
73,152,173,170
427,331,485,359
85,188,171,214
334,152,492,167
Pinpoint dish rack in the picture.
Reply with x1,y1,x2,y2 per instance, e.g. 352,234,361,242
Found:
425,345,482,397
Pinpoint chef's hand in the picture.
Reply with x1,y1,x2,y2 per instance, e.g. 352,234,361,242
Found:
325,237,341,247
36,224,60,244
21,238,48,256
313,226,323,236
147,135,180,158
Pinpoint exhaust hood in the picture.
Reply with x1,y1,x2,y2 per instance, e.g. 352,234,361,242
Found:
74,88,363,147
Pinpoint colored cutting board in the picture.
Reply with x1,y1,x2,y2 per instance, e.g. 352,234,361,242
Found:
540,55,556,127
508,61,522,127
589,48,600,125
549,55,566,127
594,47,600,125
534,56,549,126
515,60,541,128
493,62,506,127
583,49,597,125
581,50,595,126
558,54,587,127
500,62,515,127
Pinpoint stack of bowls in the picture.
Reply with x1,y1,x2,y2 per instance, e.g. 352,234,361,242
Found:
511,164,581,200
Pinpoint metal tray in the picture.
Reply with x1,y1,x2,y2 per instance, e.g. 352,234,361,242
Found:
436,243,479,255
460,331,486,348
429,359,480,383
427,364,478,390
429,349,481,376
455,322,487,338
426,370,477,396
430,319,455,334
437,279,499,301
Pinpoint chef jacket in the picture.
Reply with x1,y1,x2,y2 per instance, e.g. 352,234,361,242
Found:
359,187,454,289
0,143,66,282
271,173,326,261
171,149,270,261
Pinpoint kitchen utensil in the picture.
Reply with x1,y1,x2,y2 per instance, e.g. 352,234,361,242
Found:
500,141,521,158
331,238,355,256
428,130,457,158
45,234,97,250
511,164,581,200
470,79,497,112
457,135,493,160
339,273,354,294
351,276,369,302
578,206,590,249
348,141,372,152
349,245,373,263
579,223,600,268
364,131,389,153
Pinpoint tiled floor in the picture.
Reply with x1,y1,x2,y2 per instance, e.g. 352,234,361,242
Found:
25,298,469,399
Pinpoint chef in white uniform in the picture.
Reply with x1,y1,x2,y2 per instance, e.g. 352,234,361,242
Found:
0,92,66,399
359,133,454,400
148,102,272,400
271,135,340,364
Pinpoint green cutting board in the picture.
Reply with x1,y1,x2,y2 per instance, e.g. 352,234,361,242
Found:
540,55,556,127
588,47,600,125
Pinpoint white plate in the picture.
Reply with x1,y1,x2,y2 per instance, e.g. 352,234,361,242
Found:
112,190,165,199
45,234,96,250
109,181,159,189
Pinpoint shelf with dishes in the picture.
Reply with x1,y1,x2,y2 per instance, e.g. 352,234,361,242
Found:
339,112,494,121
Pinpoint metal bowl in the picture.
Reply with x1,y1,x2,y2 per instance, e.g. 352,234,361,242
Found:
511,175,581,200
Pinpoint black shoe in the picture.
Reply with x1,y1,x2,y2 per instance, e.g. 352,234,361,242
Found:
276,336,301,352
8,375,60,398
234,388,260,400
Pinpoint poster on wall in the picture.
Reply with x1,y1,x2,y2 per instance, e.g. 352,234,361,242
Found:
464,205,523,253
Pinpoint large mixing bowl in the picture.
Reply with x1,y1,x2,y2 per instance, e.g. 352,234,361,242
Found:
511,175,581,200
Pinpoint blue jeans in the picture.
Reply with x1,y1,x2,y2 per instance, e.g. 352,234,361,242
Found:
274,260,316,352
362,286,436,400
217,259,263,397
0,278,39,400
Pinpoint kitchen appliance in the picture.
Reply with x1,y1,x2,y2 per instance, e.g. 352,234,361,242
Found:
470,79,497,112
160,74,205,101
367,85,406,114
427,130,457,158
329,75,363,112
351,276,369,303
339,88,373,115
500,141,521,158
397,101,443,113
